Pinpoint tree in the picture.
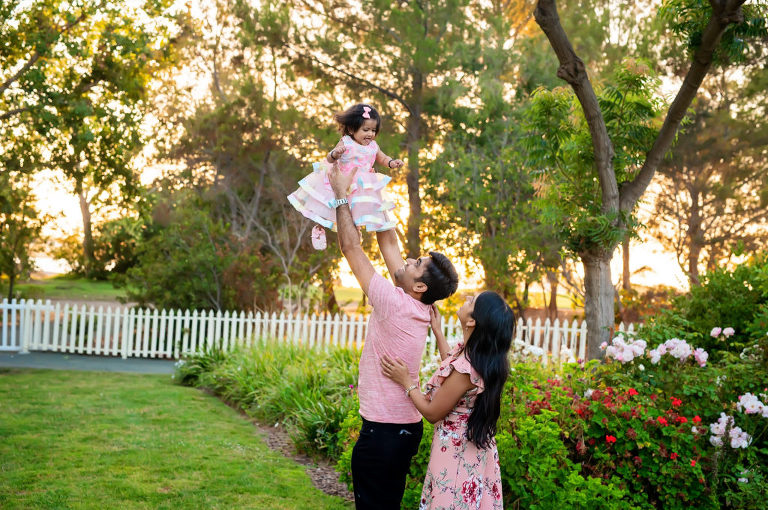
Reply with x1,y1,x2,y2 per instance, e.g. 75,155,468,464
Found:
650,70,768,285
0,173,46,301
143,1,340,312
1,0,180,277
236,0,487,258
530,0,767,359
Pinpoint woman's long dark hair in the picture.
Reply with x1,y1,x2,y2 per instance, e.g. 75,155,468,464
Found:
462,291,515,449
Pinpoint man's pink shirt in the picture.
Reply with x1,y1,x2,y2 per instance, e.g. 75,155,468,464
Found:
358,273,430,424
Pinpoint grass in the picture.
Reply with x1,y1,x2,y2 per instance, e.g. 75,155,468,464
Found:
0,368,352,510
7,275,127,301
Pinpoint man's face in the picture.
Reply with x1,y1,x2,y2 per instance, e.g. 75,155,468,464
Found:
394,256,430,292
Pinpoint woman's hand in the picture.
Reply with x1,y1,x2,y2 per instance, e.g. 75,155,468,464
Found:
429,305,442,334
380,355,414,389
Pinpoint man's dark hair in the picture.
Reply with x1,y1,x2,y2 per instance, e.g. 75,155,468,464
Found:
418,251,459,305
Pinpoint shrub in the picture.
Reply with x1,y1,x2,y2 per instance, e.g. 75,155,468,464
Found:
640,253,768,360
175,340,359,459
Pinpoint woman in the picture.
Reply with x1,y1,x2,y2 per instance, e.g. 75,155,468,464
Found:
381,291,514,510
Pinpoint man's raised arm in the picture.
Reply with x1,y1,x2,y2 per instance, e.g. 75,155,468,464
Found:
376,229,405,284
328,163,375,296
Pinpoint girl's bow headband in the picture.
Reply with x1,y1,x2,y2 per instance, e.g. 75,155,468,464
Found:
362,106,371,119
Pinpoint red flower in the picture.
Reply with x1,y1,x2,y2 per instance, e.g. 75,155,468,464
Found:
626,427,637,440
657,416,668,426
605,435,617,444
670,397,682,407
588,438,596,445
691,460,696,467
693,415,701,424
650,394,658,401
676,416,688,424
670,452,678,460
627,388,639,396
461,478,480,503
576,439,587,455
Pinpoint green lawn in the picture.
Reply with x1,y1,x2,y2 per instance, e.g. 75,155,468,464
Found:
8,275,127,301
0,369,351,510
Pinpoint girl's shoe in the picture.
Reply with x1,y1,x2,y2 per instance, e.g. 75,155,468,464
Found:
311,225,327,250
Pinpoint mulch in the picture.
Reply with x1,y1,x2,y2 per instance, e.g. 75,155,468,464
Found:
256,423,354,502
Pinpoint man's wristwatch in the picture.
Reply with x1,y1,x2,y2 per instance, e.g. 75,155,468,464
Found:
330,197,349,209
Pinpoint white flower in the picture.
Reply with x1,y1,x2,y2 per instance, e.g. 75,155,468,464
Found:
599,341,608,351
736,393,766,415
638,364,645,371
693,348,709,368
710,327,722,338
729,427,752,449
723,327,735,337
709,435,723,447
584,389,594,399
649,349,661,364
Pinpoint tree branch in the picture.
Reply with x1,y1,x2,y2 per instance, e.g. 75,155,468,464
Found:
288,44,414,116
534,0,618,215
619,0,747,211
0,10,89,95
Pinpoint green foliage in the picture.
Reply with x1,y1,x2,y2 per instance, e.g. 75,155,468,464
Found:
524,59,663,256
175,340,359,460
0,172,45,300
659,0,768,66
640,253,768,359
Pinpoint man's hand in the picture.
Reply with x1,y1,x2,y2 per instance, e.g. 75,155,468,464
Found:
328,161,355,199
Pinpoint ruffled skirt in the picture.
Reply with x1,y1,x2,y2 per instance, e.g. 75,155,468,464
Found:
287,161,396,232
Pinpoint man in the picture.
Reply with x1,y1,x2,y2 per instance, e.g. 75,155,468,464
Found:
327,162,459,509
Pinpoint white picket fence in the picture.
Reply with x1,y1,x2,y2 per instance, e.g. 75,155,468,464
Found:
0,298,635,364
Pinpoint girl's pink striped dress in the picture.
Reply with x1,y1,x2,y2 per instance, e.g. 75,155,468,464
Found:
288,135,396,235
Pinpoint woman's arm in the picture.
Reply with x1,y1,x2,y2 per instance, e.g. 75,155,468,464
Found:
430,305,450,361
380,355,474,424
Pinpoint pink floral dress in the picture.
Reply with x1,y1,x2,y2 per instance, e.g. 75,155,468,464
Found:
420,345,503,510
287,135,396,232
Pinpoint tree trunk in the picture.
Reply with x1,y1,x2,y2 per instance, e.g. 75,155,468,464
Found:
546,270,558,321
687,188,702,286
78,188,95,278
405,73,423,259
582,253,614,361
6,266,16,301
622,235,631,292
322,275,340,314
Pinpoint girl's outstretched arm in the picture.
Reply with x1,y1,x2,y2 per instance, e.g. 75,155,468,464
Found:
327,140,347,163
375,149,404,169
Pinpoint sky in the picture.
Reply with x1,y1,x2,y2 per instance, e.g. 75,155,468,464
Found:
33,167,690,294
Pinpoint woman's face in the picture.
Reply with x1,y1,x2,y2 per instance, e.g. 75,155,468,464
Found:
457,293,478,328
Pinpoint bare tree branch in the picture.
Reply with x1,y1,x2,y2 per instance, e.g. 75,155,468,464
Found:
619,0,748,210
534,0,618,216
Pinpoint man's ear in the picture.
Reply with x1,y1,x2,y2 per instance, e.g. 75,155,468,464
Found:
413,281,427,294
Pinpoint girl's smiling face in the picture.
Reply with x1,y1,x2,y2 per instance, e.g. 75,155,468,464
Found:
351,119,378,145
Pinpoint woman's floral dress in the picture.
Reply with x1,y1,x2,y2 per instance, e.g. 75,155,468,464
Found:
419,345,503,510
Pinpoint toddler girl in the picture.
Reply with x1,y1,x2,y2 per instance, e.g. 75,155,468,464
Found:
288,103,403,250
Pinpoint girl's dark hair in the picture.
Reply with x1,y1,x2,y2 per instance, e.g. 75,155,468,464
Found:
334,103,381,136
462,291,515,449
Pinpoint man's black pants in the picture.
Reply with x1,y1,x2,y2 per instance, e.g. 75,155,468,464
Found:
351,417,423,510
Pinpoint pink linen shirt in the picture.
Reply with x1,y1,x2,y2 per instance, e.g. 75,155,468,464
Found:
358,273,431,424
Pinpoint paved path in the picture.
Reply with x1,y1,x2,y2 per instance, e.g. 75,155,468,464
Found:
0,351,175,374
